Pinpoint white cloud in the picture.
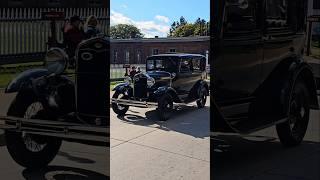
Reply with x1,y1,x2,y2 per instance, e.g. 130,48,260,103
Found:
110,10,170,38
155,15,170,23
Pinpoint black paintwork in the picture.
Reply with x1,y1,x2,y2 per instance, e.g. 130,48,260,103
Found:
213,0,319,134
5,36,109,126
114,54,208,104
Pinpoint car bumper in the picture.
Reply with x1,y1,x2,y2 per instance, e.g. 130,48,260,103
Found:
111,98,158,108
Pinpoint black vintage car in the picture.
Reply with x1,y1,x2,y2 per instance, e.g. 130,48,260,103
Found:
111,54,209,121
0,35,109,168
212,0,319,147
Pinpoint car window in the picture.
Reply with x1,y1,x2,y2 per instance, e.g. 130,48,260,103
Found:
224,0,258,33
192,57,202,72
146,57,178,72
266,0,288,28
180,58,192,73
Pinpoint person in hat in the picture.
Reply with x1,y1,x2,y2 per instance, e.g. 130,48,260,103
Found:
63,15,85,66
84,15,101,39
129,66,137,78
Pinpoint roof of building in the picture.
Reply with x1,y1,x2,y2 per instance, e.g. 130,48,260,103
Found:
149,53,206,58
110,36,210,43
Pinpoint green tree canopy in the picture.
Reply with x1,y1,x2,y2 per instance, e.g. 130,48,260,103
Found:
110,24,144,39
169,17,210,37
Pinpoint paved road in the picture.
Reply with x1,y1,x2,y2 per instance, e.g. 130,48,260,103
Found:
212,95,320,180
0,92,109,180
110,98,210,180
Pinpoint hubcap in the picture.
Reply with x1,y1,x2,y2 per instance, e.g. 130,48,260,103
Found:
23,102,47,152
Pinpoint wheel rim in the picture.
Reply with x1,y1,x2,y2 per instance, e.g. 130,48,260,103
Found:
162,98,173,119
199,88,207,106
288,89,308,141
115,93,127,110
23,102,47,152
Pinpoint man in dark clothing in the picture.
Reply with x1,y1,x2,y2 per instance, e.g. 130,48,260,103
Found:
129,66,137,78
64,15,85,66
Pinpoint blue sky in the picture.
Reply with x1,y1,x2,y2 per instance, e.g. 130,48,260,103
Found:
110,0,210,37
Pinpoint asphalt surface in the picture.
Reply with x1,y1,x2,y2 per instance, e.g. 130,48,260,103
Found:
212,94,320,180
110,94,210,180
0,91,109,180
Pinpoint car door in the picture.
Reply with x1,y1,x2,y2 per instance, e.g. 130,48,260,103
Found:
173,56,198,97
214,0,264,118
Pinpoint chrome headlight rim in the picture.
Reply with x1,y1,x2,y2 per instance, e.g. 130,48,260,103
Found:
147,77,155,88
45,48,68,75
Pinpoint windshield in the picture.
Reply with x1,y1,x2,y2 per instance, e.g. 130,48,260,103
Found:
146,56,178,72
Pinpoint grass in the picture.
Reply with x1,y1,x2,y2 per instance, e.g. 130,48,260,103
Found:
0,73,19,88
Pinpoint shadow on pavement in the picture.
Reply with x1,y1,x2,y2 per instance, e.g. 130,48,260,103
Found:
22,166,109,180
117,105,210,138
211,135,320,180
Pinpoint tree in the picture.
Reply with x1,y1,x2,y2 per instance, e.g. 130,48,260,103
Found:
172,24,195,37
110,24,144,39
169,17,210,37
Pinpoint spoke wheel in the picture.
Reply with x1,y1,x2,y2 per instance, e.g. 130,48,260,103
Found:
276,81,310,147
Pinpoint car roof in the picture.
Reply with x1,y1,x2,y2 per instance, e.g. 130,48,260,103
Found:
149,53,206,58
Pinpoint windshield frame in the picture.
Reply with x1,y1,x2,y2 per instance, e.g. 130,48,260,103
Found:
146,56,179,73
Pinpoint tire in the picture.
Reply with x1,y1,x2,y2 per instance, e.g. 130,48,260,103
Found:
158,94,174,121
5,92,62,169
197,85,208,108
112,91,129,116
276,81,310,147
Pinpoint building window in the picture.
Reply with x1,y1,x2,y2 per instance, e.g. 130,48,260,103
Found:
152,49,159,55
169,48,176,53
125,51,130,64
113,50,118,63
137,50,141,64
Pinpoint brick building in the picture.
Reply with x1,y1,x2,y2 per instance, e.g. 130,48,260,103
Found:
110,36,210,64
0,0,107,8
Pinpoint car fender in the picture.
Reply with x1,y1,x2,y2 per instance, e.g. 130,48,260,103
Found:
286,62,319,110
112,83,131,93
5,68,49,93
253,57,319,122
154,86,180,102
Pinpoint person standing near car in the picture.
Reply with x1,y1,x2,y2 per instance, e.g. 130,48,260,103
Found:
63,15,85,67
129,66,137,78
84,15,101,39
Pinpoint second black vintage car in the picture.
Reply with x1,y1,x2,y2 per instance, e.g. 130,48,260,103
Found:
111,54,209,121
212,0,319,147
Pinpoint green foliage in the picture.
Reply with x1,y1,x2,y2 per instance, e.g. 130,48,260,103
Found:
169,16,210,37
110,24,144,39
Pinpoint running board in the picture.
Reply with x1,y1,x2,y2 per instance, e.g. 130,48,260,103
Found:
0,116,109,146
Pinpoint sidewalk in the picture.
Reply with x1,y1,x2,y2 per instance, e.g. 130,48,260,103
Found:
110,97,210,180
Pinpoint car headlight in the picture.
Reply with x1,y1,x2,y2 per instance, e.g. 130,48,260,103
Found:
147,77,155,87
45,48,68,74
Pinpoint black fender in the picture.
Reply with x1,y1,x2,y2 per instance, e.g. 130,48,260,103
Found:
252,57,319,122
112,83,132,95
154,86,181,103
189,80,210,99
5,68,49,93
285,62,319,110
